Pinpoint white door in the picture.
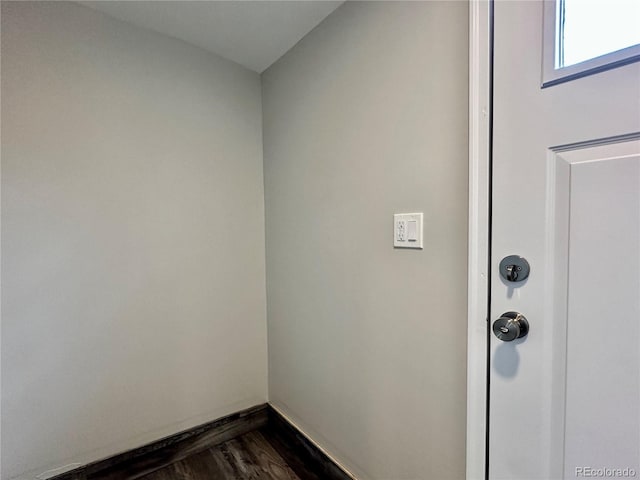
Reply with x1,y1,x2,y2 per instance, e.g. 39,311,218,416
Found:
490,1,640,479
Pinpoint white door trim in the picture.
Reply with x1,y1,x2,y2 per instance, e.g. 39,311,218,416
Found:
467,1,491,479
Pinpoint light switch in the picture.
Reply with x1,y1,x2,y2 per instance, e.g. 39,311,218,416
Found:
407,220,417,241
393,213,423,249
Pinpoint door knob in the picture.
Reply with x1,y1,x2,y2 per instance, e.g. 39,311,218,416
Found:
492,311,529,342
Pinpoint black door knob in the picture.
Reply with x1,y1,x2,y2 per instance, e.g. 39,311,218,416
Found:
492,311,529,342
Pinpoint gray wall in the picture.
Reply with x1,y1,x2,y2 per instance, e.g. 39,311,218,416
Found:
1,2,267,478
262,2,469,479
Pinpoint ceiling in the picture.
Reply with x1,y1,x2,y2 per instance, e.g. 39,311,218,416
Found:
79,1,344,73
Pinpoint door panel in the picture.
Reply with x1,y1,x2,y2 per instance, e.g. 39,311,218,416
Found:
490,2,640,479
560,143,640,478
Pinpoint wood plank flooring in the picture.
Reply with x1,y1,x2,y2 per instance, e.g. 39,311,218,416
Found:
139,430,301,480
51,405,350,480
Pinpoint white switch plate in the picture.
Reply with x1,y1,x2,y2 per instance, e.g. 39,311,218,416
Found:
394,213,423,249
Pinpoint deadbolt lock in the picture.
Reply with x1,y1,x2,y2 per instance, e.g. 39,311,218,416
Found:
499,255,530,283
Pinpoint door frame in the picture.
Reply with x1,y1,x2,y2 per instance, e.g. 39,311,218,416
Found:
466,1,491,479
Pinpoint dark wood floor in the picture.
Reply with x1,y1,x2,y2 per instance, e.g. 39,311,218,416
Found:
53,405,349,480
139,429,302,480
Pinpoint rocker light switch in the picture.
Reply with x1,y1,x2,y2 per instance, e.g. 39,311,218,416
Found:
394,213,423,249
407,220,417,241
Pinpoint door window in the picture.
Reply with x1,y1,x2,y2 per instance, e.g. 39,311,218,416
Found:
542,0,640,87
